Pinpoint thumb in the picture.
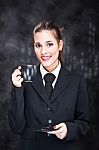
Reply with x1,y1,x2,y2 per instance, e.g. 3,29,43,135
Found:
54,123,62,129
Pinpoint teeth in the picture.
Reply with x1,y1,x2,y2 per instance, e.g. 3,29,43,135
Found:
41,56,50,61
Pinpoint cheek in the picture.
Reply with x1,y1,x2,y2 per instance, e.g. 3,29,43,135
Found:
52,48,60,56
34,49,40,56
51,45,59,53
34,50,43,63
34,51,40,61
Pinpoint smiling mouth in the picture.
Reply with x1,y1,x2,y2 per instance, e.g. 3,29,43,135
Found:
41,56,51,61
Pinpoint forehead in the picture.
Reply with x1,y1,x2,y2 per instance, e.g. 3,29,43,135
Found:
34,30,57,42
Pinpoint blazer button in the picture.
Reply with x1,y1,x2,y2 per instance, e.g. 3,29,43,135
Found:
48,119,52,124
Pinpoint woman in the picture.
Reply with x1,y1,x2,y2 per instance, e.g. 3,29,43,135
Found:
9,21,89,150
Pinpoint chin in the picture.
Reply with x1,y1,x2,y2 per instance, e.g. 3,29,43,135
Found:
41,61,51,66
42,64,51,68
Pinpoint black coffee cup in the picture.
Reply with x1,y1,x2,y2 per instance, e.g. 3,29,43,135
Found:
21,64,37,82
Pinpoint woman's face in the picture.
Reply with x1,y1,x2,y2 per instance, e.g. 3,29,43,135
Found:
34,30,63,72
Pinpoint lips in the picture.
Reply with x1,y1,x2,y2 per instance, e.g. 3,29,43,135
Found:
41,56,51,61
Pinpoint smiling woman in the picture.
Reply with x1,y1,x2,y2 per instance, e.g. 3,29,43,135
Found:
33,30,63,72
33,21,64,63
8,21,89,150
33,21,64,72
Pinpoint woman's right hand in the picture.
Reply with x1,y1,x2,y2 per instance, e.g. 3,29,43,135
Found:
11,66,23,87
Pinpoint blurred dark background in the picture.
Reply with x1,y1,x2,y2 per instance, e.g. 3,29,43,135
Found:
0,0,99,149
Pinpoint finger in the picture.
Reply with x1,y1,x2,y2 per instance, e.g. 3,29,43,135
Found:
13,77,23,87
16,69,21,75
54,123,64,129
12,69,21,77
54,128,64,134
47,127,63,135
47,131,55,134
16,75,22,81
18,66,21,70
57,127,64,133
20,77,23,83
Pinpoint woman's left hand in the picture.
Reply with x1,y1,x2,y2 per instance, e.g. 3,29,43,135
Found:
48,123,67,139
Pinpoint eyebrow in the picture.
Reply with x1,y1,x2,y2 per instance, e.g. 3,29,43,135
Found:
46,41,53,43
35,41,53,44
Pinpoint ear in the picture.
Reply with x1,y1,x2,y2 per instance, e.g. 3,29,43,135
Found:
59,40,64,51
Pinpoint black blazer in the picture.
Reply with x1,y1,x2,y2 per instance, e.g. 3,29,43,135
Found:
8,65,89,150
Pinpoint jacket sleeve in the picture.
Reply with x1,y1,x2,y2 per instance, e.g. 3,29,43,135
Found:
8,85,26,134
65,76,90,141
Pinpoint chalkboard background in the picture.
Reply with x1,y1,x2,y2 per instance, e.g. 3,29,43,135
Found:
0,0,99,149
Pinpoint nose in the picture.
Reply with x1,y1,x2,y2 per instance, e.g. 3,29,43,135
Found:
41,46,47,54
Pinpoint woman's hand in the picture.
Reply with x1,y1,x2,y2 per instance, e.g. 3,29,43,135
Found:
48,123,67,140
12,66,23,87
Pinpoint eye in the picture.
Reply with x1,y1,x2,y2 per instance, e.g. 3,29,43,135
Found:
47,43,54,47
35,43,42,48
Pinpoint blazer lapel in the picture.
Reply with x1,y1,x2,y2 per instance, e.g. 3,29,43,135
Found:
50,66,72,103
30,67,50,106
